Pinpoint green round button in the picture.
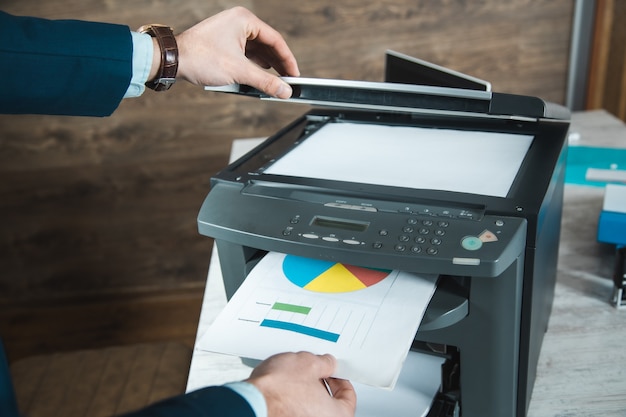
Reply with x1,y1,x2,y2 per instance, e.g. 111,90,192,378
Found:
461,236,483,251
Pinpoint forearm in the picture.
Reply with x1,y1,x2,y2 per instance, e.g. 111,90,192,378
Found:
0,11,133,116
119,385,259,417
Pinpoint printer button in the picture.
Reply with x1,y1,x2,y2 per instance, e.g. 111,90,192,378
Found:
415,236,426,244
461,236,483,251
427,247,439,255
343,239,361,245
399,235,411,242
438,221,450,228
379,229,389,236
322,236,340,242
453,257,481,266
394,244,407,252
372,241,383,249
302,233,319,240
410,246,422,253
479,229,499,242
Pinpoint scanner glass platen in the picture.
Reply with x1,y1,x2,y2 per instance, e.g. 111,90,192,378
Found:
264,122,533,198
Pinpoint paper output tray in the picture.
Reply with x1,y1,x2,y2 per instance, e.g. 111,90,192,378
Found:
419,277,469,331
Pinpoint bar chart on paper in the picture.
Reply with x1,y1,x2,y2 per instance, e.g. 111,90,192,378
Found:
227,255,396,344
237,287,380,346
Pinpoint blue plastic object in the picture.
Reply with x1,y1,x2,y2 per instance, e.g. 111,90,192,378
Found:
598,211,626,245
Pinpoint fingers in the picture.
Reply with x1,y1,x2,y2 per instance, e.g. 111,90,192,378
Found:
247,352,356,417
238,62,293,99
241,9,300,77
315,353,337,378
312,355,357,413
325,377,356,403
175,6,299,98
225,7,299,98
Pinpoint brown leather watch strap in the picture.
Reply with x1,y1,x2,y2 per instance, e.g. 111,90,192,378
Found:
138,24,178,91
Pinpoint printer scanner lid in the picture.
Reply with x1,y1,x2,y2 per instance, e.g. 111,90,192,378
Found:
205,77,570,120
205,51,570,121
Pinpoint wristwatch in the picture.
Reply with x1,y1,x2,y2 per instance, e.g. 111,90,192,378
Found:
138,24,178,91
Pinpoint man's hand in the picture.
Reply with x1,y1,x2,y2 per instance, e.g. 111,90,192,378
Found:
246,352,356,417
174,6,299,98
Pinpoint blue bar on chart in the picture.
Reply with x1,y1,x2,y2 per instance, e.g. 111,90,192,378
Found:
260,319,340,342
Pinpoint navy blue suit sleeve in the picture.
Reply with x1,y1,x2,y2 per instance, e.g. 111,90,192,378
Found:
0,340,19,417
0,11,133,116
119,386,257,417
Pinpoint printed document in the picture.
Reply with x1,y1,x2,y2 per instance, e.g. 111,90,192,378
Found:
197,251,438,389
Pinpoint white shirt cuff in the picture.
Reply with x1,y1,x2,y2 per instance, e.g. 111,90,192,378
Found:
224,381,268,417
124,31,153,98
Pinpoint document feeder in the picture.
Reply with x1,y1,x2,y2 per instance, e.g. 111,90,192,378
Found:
197,52,570,417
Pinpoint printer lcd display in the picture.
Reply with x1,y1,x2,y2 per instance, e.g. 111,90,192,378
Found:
311,216,370,232
264,122,534,198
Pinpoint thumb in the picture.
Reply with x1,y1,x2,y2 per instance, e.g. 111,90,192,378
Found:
326,377,357,406
238,63,293,99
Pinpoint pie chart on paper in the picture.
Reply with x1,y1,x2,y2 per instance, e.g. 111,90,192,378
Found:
282,254,391,293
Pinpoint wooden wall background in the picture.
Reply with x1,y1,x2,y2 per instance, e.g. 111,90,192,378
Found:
0,0,575,361
587,0,626,120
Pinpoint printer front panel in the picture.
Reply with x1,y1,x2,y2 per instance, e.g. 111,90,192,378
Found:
211,231,526,417
205,192,528,417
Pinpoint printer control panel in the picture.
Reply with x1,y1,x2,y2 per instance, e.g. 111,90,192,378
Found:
284,214,458,257
199,184,527,276
270,197,527,275
283,211,508,261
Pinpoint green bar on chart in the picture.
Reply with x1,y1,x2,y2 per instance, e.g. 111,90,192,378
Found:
272,302,311,315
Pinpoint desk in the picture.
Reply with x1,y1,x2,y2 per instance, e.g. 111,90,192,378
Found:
187,110,626,416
